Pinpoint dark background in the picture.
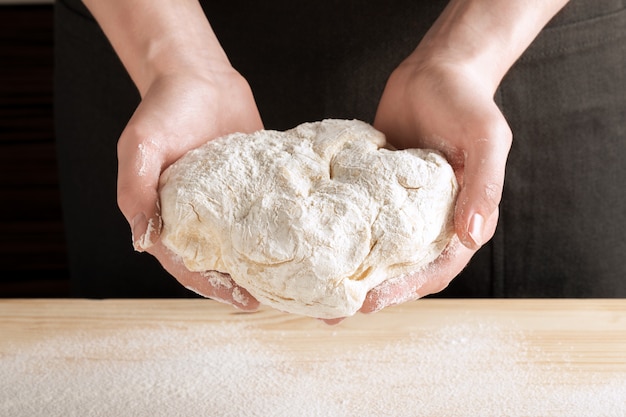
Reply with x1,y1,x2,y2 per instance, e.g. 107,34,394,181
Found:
0,4,69,296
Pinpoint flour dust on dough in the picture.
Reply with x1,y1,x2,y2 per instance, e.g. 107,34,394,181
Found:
159,119,458,318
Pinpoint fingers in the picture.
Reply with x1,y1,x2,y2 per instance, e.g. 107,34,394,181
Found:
455,113,511,250
360,235,469,314
147,242,260,311
179,270,261,312
117,123,164,252
360,210,499,314
358,118,509,315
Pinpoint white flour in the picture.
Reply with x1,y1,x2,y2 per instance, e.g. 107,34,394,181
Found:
1,320,624,417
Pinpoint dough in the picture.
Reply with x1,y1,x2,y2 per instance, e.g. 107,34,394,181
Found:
159,119,458,318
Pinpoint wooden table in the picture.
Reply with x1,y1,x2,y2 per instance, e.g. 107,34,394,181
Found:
1,299,625,416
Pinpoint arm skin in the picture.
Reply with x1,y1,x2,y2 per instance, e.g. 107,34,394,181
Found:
82,0,263,309
360,0,570,313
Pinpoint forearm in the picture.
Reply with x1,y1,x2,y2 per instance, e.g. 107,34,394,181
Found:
414,0,569,92
82,0,230,97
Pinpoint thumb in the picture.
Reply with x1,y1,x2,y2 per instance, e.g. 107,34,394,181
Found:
117,132,164,252
455,119,511,250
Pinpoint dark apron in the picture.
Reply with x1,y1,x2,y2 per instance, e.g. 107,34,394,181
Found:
54,0,626,298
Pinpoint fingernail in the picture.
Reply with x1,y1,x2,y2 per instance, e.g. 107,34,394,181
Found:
131,213,148,252
468,213,484,247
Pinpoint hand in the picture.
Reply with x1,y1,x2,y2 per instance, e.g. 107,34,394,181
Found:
359,0,570,315
116,69,263,310
82,0,266,307
361,55,510,313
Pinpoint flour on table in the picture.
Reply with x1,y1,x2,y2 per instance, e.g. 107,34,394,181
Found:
159,119,458,318
2,320,625,417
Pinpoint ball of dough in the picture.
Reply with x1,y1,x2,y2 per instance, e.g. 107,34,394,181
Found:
159,119,458,318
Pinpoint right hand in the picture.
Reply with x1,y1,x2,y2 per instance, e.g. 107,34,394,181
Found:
116,67,264,310
359,0,569,315
360,52,510,314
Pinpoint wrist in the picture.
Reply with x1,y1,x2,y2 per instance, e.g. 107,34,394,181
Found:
141,32,232,97
409,0,569,93
83,0,233,97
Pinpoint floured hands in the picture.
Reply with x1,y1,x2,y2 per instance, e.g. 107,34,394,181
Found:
116,70,263,310
361,49,510,314
358,0,569,315
82,0,264,308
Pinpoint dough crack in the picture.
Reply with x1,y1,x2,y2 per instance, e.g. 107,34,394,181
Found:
188,202,202,223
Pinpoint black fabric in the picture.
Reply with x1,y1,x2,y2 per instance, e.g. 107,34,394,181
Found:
495,4,626,297
54,0,626,298
199,1,447,130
